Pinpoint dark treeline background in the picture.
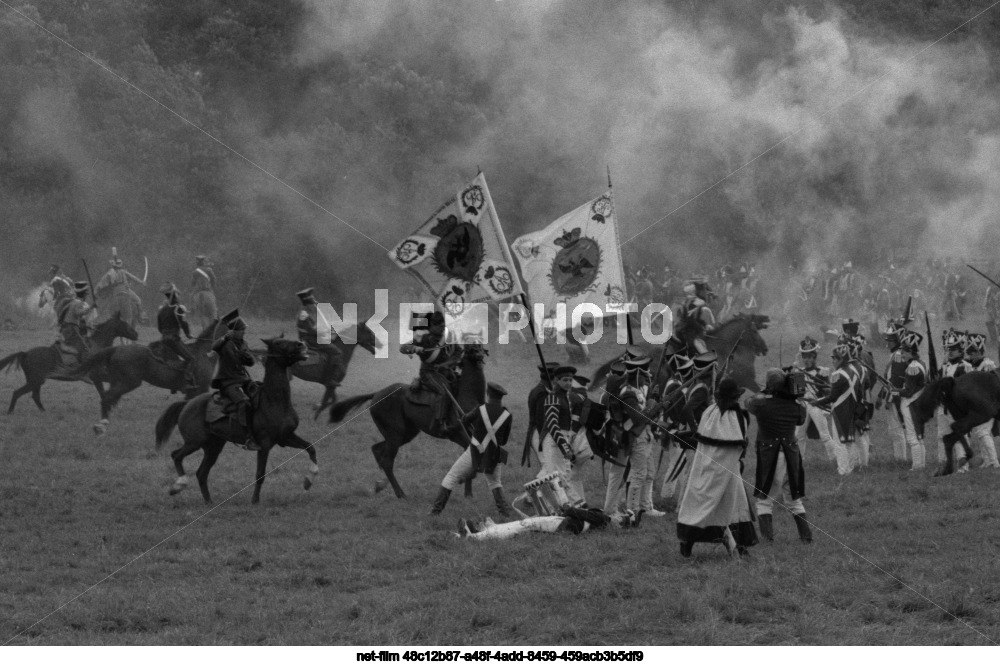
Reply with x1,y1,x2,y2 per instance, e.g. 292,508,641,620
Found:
3,0,1000,319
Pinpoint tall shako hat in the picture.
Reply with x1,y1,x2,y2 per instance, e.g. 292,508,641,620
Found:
667,353,694,377
160,282,178,296
110,246,123,267
221,308,246,331
195,255,209,265
296,288,316,305
841,318,860,337
486,382,507,398
692,350,718,370
799,336,820,354
49,264,60,274
552,365,578,379
608,361,627,377
943,329,965,350
900,329,922,352
966,333,987,354
624,353,651,372
538,361,561,379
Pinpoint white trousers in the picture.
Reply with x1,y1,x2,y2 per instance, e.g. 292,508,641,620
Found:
442,446,502,491
827,418,859,475
797,405,836,462
602,430,653,515
887,401,909,461
901,392,925,470
538,430,589,506
970,422,1000,468
755,451,805,516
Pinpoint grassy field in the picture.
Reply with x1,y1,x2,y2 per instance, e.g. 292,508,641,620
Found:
1,315,1000,646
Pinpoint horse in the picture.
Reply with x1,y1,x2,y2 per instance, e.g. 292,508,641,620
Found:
590,313,770,392
326,343,487,498
97,289,144,329
287,323,382,418
0,313,139,413
189,290,218,330
155,338,314,504
61,319,224,434
908,372,1000,475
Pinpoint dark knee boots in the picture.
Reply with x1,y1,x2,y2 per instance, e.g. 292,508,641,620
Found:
759,514,774,542
492,487,511,518
793,513,813,543
429,487,451,515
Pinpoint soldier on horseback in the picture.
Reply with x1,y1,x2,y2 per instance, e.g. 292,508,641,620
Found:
58,281,94,367
296,288,344,380
673,274,716,355
41,264,74,315
95,248,144,324
190,255,218,324
400,310,465,437
157,282,196,392
211,309,260,451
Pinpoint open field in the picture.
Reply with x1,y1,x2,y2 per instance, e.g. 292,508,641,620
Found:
2,315,1000,646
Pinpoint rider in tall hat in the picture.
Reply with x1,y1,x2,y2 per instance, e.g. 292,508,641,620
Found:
673,274,717,355
400,309,466,439
794,337,837,464
431,382,514,518
935,330,972,471
898,329,927,470
58,281,94,364
296,288,344,378
811,341,859,475
157,282,196,392
211,309,259,451
964,333,1000,468
190,255,218,322
42,264,75,315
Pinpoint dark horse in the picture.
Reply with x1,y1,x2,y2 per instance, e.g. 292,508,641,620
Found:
909,372,1000,475
288,323,382,418
327,344,487,498
155,337,314,504
0,313,139,413
591,313,770,392
62,319,224,434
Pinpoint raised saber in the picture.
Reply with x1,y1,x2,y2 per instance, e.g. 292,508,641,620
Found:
141,256,149,286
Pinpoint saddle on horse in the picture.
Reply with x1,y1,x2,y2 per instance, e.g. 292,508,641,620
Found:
206,381,261,449
149,340,186,370
406,368,459,437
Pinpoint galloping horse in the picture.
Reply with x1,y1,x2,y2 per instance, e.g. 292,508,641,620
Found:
289,323,382,418
63,319,224,434
0,313,138,413
96,289,144,329
591,313,770,392
155,338,314,504
327,344,487,498
909,372,1000,474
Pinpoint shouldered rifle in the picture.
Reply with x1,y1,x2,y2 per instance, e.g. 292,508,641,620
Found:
925,310,939,382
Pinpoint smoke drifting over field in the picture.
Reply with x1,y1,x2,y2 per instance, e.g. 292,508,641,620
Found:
3,1,1000,318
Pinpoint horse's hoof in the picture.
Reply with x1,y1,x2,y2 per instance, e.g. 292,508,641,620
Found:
373,480,388,494
93,422,106,436
303,476,312,491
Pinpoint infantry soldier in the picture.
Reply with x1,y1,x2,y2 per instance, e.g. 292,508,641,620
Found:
157,282,196,392
985,285,1000,347
810,340,859,475
964,333,1000,468
42,264,75,316
936,330,971,471
880,322,911,462
190,255,218,327
296,288,344,380
899,330,927,470
844,322,876,468
747,368,810,543
430,382,513,517
211,309,259,451
793,337,836,463
400,310,465,437
58,281,94,365
527,365,585,511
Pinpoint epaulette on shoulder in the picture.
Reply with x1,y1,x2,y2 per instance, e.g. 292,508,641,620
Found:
906,363,923,376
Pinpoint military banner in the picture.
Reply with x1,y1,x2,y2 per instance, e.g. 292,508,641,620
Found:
388,173,523,311
510,191,627,326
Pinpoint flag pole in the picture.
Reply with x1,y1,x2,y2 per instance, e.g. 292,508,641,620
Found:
607,170,633,346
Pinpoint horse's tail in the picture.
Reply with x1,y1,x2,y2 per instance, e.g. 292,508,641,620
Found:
62,346,117,378
155,400,188,450
0,351,23,374
328,392,375,424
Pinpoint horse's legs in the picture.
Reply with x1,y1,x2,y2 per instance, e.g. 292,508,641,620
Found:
278,432,319,491
313,385,336,420
194,439,227,504
372,440,405,498
170,438,206,495
251,446,273,505
9,384,39,413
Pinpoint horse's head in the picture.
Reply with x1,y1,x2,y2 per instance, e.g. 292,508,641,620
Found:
357,322,383,355
462,342,487,366
105,311,140,341
729,313,768,357
262,337,310,367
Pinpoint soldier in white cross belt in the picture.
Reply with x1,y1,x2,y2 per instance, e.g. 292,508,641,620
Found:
430,382,514,517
